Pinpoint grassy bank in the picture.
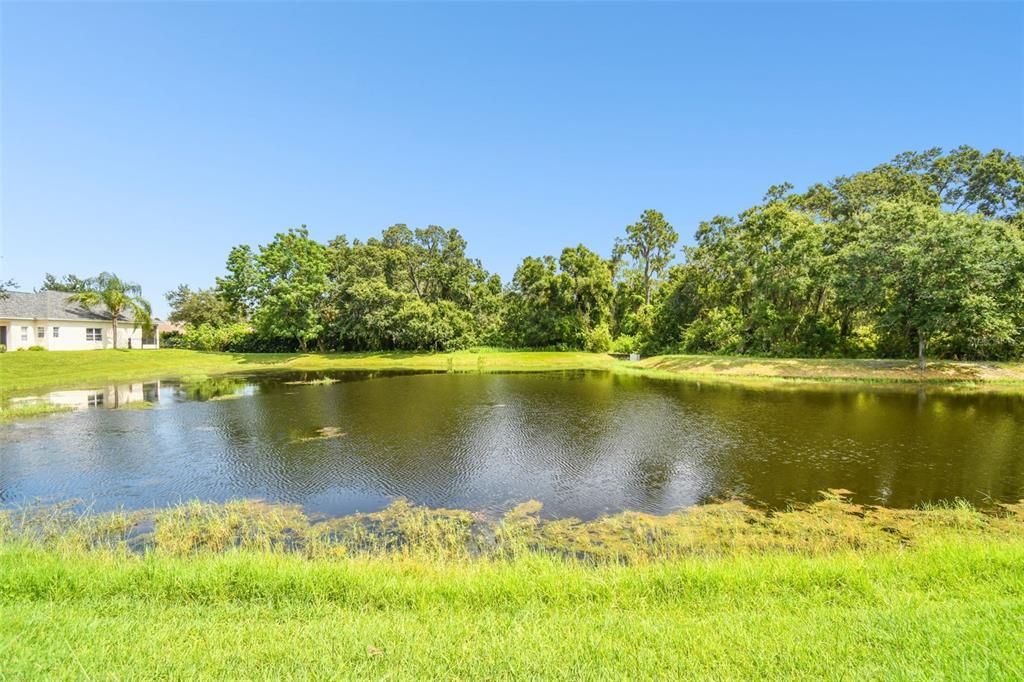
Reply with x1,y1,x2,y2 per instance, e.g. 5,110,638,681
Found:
3,543,1022,679
2,347,1023,397
2,496,1023,679
635,354,1024,387
0,348,614,396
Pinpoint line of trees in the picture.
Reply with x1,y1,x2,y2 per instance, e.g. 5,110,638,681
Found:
126,146,1024,364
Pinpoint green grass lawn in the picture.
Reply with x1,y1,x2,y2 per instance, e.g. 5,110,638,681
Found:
0,348,616,396
2,541,1022,679
1,496,1022,678
2,347,1023,397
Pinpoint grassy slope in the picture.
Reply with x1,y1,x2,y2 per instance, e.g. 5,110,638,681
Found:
2,542,1022,679
0,348,614,395
1,498,1021,678
2,348,1023,396
636,354,1024,385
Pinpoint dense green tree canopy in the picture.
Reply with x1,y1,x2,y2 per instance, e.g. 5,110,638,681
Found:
648,146,1024,362
839,202,1022,367
172,146,1024,364
165,285,237,328
613,209,679,306
503,245,615,350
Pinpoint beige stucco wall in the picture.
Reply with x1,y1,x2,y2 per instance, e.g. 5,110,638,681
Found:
1,319,144,351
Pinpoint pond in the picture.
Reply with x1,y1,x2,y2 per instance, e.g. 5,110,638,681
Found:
2,371,1023,518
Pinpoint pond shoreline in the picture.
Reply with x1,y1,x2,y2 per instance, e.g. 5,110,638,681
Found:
4,495,1023,677
3,348,1023,398
4,493,1023,561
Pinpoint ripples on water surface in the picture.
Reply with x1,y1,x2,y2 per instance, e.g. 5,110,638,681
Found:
2,371,1022,518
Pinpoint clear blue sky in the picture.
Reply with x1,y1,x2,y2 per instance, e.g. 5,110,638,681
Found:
3,2,1022,317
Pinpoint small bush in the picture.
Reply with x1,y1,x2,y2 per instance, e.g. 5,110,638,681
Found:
0,344,6,353
159,330,184,348
610,334,638,354
27,345,47,351
180,323,253,352
224,333,297,353
583,324,612,353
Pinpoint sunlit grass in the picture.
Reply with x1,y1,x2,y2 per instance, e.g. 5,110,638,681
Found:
2,348,1022,399
0,348,615,396
2,494,1023,679
635,353,1024,388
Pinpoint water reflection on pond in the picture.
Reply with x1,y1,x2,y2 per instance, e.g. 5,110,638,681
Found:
2,371,1022,519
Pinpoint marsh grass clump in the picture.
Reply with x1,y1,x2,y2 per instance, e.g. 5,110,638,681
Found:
315,500,482,560
1,502,140,552
292,426,346,443
152,500,309,554
3,492,1022,563
178,376,247,401
284,377,340,386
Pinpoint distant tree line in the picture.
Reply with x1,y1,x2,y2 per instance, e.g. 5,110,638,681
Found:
46,146,1024,365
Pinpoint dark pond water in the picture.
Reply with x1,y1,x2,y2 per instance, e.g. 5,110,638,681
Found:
2,371,1023,518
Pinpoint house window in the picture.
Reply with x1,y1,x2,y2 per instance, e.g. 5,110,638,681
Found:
21,326,28,342
86,328,103,341
53,327,60,338
37,327,45,339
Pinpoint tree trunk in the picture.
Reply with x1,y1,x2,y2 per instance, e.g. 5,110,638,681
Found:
112,315,118,349
917,334,927,372
643,259,652,306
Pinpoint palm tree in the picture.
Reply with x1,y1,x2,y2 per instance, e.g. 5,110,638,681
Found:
68,272,153,349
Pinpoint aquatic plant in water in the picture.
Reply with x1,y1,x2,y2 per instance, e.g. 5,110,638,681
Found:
3,491,1021,563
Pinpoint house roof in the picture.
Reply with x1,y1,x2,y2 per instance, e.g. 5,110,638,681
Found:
0,291,136,322
156,320,185,333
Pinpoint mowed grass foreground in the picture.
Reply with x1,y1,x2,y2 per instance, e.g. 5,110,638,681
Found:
4,544,1022,679
2,347,1024,397
2,496,1023,679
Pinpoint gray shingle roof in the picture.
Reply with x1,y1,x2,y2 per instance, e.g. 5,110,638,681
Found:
0,291,135,322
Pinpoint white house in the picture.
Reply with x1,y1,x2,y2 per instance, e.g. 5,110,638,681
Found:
0,290,157,351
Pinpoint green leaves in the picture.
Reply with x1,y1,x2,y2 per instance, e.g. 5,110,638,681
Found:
648,147,1024,360
614,209,679,306
249,228,331,351
165,285,236,328
840,201,1021,363
503,245,615,349
184,146,1023,360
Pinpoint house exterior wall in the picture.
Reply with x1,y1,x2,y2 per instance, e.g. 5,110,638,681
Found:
0,319,144,351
